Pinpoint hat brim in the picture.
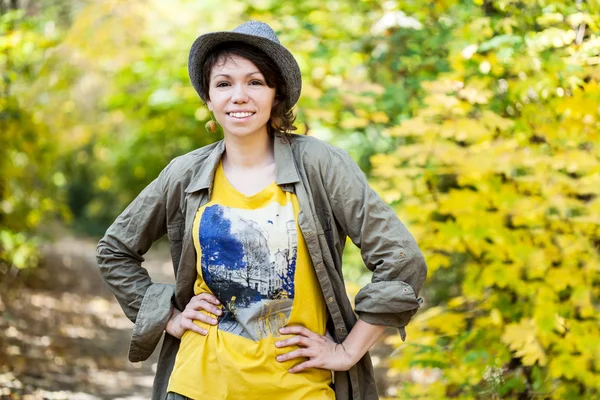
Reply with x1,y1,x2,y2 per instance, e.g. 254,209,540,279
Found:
188,31,302,110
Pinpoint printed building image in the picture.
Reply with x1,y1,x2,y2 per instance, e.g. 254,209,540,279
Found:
203,204,299,300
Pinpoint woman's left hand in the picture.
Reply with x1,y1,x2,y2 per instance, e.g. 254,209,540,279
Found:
275,325,355,373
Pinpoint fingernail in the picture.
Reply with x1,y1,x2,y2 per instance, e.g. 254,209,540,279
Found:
276,356,282,361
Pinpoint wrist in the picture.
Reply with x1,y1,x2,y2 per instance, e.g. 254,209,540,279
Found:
165,307,181,337
339,341,362,369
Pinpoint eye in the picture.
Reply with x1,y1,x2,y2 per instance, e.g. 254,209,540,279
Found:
249,80,264,85
216,81,230,87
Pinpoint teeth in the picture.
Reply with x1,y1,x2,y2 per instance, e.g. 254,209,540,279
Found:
229,112,254,118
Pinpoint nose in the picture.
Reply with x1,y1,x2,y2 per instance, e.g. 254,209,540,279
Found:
231,83,249,104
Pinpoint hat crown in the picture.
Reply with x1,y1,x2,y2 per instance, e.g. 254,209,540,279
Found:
188,21,301,108
232,21,280,44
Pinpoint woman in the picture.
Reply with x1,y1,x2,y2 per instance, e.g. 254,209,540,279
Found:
97,21,426,400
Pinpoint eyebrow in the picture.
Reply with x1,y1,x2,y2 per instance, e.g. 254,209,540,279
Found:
212,71,263,79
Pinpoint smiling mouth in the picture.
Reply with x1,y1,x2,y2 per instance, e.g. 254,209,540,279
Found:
227,112,255,119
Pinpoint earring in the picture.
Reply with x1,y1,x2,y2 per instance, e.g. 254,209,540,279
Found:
205,113,218,133
205,120,217,133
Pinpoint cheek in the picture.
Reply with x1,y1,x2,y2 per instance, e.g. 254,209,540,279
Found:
209,97,226,113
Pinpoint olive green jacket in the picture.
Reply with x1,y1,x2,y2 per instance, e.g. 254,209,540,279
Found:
96,133,427,400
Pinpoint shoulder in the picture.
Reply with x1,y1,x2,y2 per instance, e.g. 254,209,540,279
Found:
159,141,222,188
167,141,220,172
287,134,354,168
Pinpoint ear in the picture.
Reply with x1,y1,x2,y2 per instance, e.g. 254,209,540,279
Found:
207,101,213,112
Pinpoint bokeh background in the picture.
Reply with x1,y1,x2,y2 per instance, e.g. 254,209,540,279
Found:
1,0,599,398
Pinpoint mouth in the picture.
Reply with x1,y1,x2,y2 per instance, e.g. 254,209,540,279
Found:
227,111,255,119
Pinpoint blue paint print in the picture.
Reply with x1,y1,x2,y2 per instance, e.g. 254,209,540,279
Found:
277,251,297,299
200,205,246,287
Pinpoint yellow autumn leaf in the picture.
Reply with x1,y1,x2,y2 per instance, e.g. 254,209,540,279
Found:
502,319,547,366
385,117,436,137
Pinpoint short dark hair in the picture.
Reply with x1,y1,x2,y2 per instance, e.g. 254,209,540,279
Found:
200,41,297,135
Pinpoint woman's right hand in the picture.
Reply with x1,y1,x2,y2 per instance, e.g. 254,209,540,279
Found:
165,293,222,339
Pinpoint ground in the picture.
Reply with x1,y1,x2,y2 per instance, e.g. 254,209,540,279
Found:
0,237,401,399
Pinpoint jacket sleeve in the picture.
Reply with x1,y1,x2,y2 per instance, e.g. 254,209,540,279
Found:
96,162,176,362
325,146,427,338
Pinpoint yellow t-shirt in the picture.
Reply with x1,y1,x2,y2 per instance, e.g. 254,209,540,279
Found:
168,162,334,400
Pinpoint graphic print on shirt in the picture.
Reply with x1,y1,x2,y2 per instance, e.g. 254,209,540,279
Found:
200,202,297,341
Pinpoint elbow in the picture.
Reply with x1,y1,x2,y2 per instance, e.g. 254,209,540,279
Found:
96,235,113,267
407,248,427,297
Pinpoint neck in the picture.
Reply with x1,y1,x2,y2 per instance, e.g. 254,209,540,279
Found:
222,130,274,169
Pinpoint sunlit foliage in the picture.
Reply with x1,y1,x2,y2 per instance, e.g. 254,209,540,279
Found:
368,1,600,398
2,0,599,397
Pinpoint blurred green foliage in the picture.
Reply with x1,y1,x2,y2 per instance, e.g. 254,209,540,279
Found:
0,7,67,273
1,0,599,398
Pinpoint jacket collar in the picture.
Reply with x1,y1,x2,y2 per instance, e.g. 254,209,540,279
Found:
185,133,300,194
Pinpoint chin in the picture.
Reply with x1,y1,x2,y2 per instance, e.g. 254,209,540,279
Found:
224,124,269,138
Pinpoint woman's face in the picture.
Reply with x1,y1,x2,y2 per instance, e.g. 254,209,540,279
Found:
207,55,276,140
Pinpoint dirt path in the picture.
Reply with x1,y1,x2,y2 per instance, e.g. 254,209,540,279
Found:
0,237,399,399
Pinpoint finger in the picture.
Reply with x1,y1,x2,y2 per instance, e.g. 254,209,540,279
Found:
185,310,218,325
276,348,313,362
275,335,312,348
199,300,223,316
182,320,208,336
289,360,319,374
189,300,222,316
279,325,318,338
196,292,220,305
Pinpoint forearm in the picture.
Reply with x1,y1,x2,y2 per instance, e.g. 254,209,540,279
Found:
341,319,387,366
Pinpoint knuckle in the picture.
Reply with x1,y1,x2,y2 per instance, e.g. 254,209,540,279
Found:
196,312,208,321
201,314,213,323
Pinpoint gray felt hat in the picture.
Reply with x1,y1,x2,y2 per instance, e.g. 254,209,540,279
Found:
188,21,302,110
